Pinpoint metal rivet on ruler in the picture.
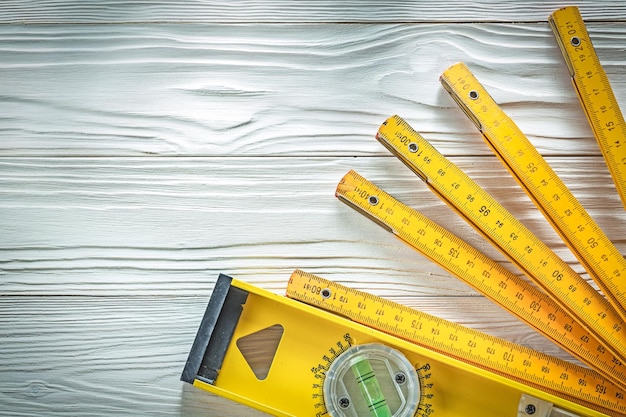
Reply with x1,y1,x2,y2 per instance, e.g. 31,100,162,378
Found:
321,288,332,299
368,195,379,206
469,90,479,100
525,404,536,415
408,142,419,153
571,36,581,47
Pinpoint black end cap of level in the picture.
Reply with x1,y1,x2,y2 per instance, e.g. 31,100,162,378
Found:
180,273,248,384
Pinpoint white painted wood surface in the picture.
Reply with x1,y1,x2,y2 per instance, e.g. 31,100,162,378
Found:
1,1,625,416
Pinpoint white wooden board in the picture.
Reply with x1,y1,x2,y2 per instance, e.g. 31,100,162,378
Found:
2,1,626,23
1,1,626,416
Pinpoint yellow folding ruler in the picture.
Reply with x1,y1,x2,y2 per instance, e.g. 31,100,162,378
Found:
374,114,626,368
549,6,626,210
335,169,626,392
181,271,625,416
439,62,626,328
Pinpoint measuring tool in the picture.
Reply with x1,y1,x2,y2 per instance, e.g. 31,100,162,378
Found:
549,6,626,210
288,269,626,416
335,169,626,391
182,272,624,416
439,62,626,330
374,114,626,369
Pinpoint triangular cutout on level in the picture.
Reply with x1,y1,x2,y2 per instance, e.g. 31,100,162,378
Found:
236,324,284,380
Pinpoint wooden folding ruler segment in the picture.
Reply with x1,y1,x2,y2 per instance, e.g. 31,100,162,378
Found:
374,114,626,369
181,272,625,417
549,6,626,210
335,169,626,392
439,62,626,329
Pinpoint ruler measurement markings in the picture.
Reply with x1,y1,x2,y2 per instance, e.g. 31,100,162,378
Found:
335,170,626,391
487,121,597,282
440,62,626,335
486,116,606,281
288,270,626,415
550,6,626,209
376,115,626,366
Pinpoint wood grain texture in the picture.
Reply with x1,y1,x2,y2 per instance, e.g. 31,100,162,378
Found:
2,156,624,296
0,296,267,417
1,23,626,157
2,0,626,23
2,1,626,416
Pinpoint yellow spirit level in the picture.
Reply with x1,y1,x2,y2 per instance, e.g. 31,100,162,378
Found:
182,273,624,416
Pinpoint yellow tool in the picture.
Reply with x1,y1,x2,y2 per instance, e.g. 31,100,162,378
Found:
335,169,626,392
375,114,626,363
375,114,626,368
549,6,626,210
181,272,625,416
439,62,626,331
287,269,626,417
